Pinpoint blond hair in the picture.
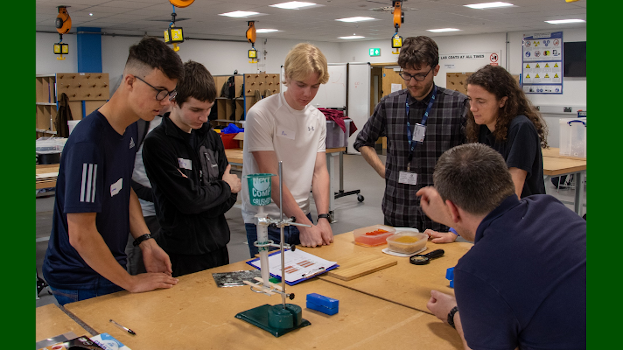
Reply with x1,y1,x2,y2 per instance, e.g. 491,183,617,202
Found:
283,43,329,85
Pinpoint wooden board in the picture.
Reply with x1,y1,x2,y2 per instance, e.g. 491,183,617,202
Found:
301,232,473,313
36,304,91,342
63,263,463,350
328,253,397,281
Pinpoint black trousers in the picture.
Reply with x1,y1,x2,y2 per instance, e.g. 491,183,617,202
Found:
169,245,229,277
125,215,161,275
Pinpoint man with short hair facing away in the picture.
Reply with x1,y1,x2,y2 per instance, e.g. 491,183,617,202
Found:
143,60,241,277
418,143,586,349
43,37,183,305
241,43,334,257
354,36,469,232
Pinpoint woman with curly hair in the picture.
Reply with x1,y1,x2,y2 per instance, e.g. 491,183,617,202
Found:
426,65,548,244
466,65,547,197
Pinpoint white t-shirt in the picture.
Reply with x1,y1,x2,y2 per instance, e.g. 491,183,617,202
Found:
132,115,162,217
241,92,326,223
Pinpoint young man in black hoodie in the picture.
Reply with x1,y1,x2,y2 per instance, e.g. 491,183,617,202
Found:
143,60,241,277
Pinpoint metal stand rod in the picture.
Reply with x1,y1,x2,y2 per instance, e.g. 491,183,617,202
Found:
278,161,286,308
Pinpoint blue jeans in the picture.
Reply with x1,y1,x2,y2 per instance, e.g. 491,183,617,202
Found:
49,277,124,306
245,213,313,257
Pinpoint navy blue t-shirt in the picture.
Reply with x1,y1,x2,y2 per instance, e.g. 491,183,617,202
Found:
455,195,586,349
43,111,138,290
478,115,545,197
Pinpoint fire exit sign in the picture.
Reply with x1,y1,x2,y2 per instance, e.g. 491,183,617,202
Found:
369,48,381,57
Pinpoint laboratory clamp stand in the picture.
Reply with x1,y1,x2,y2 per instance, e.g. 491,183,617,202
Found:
235,161,312,337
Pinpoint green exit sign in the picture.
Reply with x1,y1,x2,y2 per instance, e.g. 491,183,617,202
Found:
369,48,381,57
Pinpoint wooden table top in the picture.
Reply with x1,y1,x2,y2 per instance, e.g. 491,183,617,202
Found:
36,304,91,342
36,164,60,190
64,261,463,350
225,147,347,166
542,147,586,160
300,231,472,314
542,157,587,176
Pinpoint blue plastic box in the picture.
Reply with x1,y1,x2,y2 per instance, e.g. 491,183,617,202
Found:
306,293,339,316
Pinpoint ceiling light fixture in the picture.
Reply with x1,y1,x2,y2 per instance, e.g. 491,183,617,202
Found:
545,19,585,24
339,35,365,39
219,11,260,18
464,2,514,9
270,1,317,9
335,17,376,23
256,29,279,33
89,13,93,16
427,28,460,32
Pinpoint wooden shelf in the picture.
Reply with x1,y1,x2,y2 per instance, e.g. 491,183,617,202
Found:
213,119,243,124
215,97,244,100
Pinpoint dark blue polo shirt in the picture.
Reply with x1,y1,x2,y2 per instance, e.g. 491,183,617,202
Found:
478,115,546,197
43,111,138,290
455,194,586,349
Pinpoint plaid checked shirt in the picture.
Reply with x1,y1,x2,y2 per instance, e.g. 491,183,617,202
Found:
354,85,469,230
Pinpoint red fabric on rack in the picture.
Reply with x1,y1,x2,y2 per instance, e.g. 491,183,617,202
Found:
318,108,358,136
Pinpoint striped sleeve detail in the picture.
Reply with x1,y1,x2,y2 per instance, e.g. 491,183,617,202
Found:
80,163,98,203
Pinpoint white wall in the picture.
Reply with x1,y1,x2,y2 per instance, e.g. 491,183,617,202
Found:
36,33,78,74
338,28,586,147
37,32,340,79
36,28,585,147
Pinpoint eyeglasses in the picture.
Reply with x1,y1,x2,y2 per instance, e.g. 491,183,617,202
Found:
398,67,434,82
134,76,177,101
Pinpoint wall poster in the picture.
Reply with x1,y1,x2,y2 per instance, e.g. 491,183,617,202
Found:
522,31,563,94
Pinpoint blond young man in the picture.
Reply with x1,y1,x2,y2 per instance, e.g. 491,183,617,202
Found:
241,43,333,257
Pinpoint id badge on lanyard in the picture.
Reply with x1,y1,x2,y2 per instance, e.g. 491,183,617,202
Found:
400,85,437,186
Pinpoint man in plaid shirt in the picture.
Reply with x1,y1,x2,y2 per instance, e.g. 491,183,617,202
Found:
354,36,469,231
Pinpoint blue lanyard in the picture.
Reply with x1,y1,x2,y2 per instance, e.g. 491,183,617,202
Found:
406,85,437,166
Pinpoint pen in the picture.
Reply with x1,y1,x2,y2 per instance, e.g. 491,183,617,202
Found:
109,319,136,335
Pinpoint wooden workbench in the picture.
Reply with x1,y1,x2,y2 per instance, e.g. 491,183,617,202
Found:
63,261,463,350
36,164,59,190
36,304,91,342
303,231,472,313
541,147,587,216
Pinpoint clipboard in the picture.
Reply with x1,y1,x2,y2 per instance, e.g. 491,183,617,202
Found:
246,249,339,286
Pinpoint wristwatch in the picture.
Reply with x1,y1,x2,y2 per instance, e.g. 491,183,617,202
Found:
133,233,153,247
317,213,331,222
447,306,459,329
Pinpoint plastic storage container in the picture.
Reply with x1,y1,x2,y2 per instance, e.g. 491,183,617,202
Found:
36,137,67,164
559,118,586,158
386,231,428,255
325,120,351,148
353,225,396,247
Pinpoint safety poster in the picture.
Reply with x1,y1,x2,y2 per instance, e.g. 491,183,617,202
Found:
522,31,563,94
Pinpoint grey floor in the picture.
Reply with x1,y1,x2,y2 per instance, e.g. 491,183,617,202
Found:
36,152,585,307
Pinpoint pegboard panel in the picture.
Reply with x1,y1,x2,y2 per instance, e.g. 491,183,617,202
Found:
446,72,521,95
267,73,280,95
243,73,280,96
446,72,473,95
56,73,110,101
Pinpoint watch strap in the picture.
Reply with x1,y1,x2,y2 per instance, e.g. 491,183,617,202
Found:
447,306,459,329
317,213,330,221
133,233,153,247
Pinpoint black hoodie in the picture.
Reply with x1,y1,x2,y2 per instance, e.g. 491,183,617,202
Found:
143,113,237,255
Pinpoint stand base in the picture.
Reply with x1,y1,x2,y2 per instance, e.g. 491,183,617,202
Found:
235,304,311,337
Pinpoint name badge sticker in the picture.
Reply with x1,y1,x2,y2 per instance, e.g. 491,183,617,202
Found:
398,171,418,186
277,126,296,140
178,158,192,170
412,123,426,143
110,178,123,197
